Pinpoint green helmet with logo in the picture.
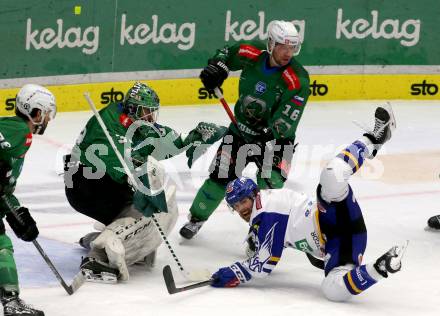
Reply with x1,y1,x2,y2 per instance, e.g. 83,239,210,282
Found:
123,82,160,122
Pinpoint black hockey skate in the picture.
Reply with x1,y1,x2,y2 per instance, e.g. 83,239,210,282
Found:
363,103,396,157
373,241,408,278
1,290,44,316
427,215,440,231
78,232,100,250
179,215,206,239
80,257,119,284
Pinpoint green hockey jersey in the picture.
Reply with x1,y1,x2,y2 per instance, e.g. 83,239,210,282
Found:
212,40,310,141
73,102,226,184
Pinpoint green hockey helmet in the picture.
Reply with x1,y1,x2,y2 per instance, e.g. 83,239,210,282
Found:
123,82,160,122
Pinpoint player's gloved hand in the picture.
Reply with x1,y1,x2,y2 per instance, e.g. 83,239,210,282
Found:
211,267,241,288
200,59,229,91
5,207,39,241
184,122,228,168
211,263,251,288
133,189,167,217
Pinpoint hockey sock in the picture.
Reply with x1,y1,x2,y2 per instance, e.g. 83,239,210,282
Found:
336,140,369,176
0,235,19,292
342,264,378,296
189,179,226,221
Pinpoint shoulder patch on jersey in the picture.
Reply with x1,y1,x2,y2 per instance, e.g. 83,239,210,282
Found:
291,95,305,106
119,113,133,128
24,132,32,147
282,67,301,91
238,44,262,61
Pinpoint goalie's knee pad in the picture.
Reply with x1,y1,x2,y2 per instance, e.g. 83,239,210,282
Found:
91,216,154,281
319,158,352,203
321,265,353,302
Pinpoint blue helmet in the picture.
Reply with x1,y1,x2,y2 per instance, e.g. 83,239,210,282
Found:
225,177,258,207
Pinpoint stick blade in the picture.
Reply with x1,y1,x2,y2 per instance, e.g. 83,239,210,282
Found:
65,272,86,295
163,265,178,294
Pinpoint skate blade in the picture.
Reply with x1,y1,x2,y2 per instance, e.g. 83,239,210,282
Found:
383,102,396,131
390,240,409,270
82,269,118,284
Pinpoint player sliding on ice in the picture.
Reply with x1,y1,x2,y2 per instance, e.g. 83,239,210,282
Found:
64,82,226,283
210,104,408,301
0,84,56,315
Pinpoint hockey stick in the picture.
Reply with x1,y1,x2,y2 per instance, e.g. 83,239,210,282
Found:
163,265,212,294
2,196,84,295
83,93,208,282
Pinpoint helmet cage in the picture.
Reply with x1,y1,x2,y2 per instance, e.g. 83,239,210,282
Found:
124,82,160,122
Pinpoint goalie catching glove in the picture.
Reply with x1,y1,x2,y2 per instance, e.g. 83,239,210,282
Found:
184,122,227,168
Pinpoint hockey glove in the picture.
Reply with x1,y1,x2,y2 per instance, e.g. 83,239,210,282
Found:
200,60,229,91
5,207,39,242
211,263,251,288
133,189,168,217
184,122,228,168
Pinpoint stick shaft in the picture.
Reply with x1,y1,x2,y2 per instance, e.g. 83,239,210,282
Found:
2,197,76,295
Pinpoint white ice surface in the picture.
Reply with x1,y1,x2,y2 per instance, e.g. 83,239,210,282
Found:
5,100,440,316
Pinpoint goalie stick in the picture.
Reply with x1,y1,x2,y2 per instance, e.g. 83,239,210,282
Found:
163,265,212,294
2,196,85,295
83,92,209,282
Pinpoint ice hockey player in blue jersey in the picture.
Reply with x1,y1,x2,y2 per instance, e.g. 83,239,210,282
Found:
210,104,408,301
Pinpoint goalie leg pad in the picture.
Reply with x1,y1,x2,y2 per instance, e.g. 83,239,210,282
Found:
91,216,153,281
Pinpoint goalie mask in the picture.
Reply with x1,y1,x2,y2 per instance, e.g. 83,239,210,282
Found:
267,20,302,56
15,84,57,135
123,82,160,123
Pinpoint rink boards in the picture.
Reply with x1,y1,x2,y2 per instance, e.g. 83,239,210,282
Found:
0,73,439,116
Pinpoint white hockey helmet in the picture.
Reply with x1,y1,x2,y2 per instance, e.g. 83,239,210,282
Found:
267,20,302,56
16,84,57,126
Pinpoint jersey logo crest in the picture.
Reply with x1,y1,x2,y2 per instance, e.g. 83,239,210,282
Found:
247,222,277,272
282,67,301,91
25,133,32,147
238,44,262,61
255,81,267,95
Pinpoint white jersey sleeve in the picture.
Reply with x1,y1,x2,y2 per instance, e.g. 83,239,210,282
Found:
231,189,324,284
